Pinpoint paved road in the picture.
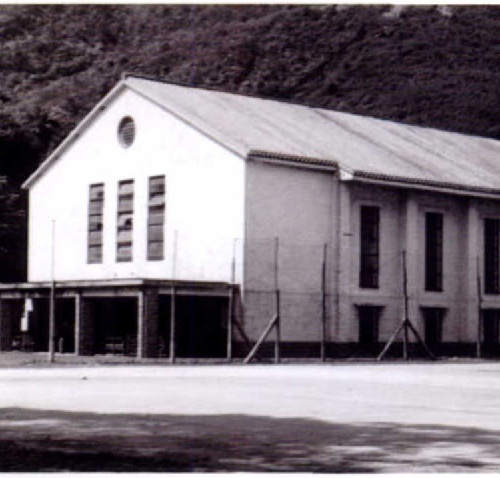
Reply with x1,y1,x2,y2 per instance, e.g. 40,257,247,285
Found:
1,361,500,471
1,362,500,428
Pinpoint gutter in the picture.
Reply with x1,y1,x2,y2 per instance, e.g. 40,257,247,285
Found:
348,170,500,199
247,150,339,172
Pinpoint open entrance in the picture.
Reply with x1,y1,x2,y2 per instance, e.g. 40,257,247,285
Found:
357,306,381,356
162,295,227,359
422,307,445,354
482,309,500,357
158,295,171,358
31,299,49,352
6,298,76,353
55,298,76,354
91,297,138,356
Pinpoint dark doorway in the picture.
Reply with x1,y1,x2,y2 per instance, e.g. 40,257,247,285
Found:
31,298,49,352
92,297,138,356
357,306,381,356
482,309,500,356
2,299,24,351
55,298,75,354
158,294,171,358
175,295,227,358
422,307,445,353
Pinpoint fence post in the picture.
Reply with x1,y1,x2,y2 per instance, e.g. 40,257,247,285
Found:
321,243,328,362
169,230,178,364
274,237,280,364
48,219,56,363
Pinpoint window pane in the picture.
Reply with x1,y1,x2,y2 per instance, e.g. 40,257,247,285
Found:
149,195,165,207
117,243,132,262
148,241,164,260
117,180,134,262
118,198,134,213
118,181,134,195
485,219,500,294
117,229,132,243
360,206,380,289
147,176,165,261
425,213,443,292
87,183,104,264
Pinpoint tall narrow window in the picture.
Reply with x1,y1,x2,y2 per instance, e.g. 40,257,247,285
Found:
147,175,165,260
484,218,500,294
87,183,104,264
117,180,134,262
359,206,380,289
425,212,443,292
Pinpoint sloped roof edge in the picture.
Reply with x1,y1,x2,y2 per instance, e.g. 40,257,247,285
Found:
351,170,500,199
21,74,500,199
22,81,128,190
125,78,248,160
247,150,339,171
249,149,500,198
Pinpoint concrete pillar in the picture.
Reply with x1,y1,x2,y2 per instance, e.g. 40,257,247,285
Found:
465,198,480,345
74,294,81,355
138,289,159,358
0,299,13,351
336,181,353,341
402,191,420,335
78,296,94,356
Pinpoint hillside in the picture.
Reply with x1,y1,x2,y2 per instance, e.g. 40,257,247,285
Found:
1,4,500,281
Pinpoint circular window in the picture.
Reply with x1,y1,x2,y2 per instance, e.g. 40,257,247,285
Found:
118,116,135,148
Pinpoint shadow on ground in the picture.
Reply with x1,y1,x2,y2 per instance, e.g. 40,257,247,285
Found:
0,407,499,472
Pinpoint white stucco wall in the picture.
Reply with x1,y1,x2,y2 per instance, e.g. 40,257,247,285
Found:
244,160,336,341
28,88,245,283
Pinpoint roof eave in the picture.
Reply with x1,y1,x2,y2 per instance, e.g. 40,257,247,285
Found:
247,150,339,172
349,170,500,199
22,81,128,190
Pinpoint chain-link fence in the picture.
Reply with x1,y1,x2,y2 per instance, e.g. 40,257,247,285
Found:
167,233,330,356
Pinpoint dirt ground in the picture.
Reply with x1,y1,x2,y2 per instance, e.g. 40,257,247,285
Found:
1,353,500,472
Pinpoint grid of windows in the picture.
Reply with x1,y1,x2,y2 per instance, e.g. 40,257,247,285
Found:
359,206,380,289
116,180,134,262
147,175,165,260
484,218,500,294
87,183,104,263
425,212,443,292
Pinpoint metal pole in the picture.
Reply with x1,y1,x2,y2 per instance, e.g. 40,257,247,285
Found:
321,243,328,362
169,230,178,364
227,239,237,360
169,286,176,364
227,286,233,360
477,256,482,359
274,237,280,364
402,250,409,361
48,220,56,363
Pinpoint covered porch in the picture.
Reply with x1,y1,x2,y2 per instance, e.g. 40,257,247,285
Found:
0,279,237,360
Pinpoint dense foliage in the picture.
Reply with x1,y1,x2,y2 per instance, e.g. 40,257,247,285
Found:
1,4,500,281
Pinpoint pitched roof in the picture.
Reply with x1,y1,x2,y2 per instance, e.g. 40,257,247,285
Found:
23,74,500,197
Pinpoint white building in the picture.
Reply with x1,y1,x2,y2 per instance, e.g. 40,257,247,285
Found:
2,73,500,359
